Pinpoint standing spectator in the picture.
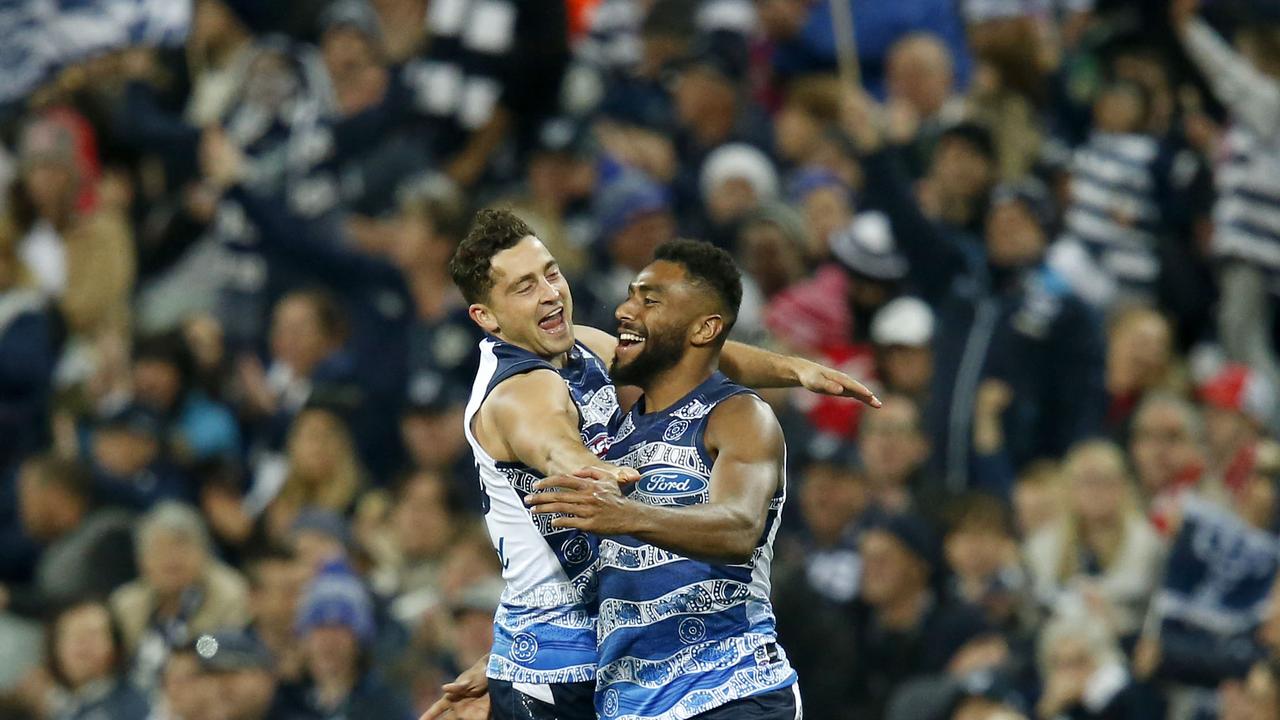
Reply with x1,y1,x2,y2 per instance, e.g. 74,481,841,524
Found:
38,600,150,720
915,122,998,238
884,33,968,176
1024,440,1163,638
110,502,249,689
1173,0,1280,406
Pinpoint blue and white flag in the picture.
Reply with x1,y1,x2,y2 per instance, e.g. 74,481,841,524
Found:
1152,497,1280,636
0,0,190,104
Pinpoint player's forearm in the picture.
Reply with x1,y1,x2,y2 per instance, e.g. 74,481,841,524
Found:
719,341,801,389
532,436,614,478
624,502,761,564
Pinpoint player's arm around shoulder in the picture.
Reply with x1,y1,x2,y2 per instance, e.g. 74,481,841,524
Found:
573,324,618,365
479,369,635,481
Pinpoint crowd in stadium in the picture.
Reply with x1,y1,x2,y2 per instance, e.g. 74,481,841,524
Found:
2,0,1280,718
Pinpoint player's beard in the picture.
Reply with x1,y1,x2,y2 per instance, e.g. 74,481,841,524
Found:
610,323,686,388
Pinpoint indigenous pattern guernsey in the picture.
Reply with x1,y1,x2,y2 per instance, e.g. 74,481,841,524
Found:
464,336,620,684
597,373,796,720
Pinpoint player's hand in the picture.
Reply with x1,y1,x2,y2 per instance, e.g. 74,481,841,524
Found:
420,657,489,719
794,359,881,407
199,126,247,191
527,467,637,534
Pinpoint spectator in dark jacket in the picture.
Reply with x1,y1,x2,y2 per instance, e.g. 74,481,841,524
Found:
845,92,1106,495
0,232,59,474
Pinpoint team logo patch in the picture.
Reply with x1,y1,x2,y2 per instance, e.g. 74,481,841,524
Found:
562,535,592,564
510,633,539,662
638,471,708,499
662,419,690,442
677,617,707,644
603,689,620,717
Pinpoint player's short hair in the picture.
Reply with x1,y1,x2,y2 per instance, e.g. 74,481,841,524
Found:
654,239,742,339
449,208,537,304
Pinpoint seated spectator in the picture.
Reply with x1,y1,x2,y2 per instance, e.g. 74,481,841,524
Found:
195,629,295,720
784,167,853,263
1128,392,1215,536
149,641,218,720
774,76,845,170
0,229,58,471
397,398,475,507
288,510,354,575
851,512,1005,717
110,502,249,689
870,296,935,405
88,404,192,510
3,454,134,616
1024,441,1162,638
1103,306,1180,439
34,600,149,720
943,494,1026,632
369,471,465,619
1198,364,1274,498
255,406,366,543
1035,610,1155,720
1012,461,1064,540
735,203,811,302
698,142,780,248
244,547,308,684
283,562,413,720
858,395,937,514
131,332,240,465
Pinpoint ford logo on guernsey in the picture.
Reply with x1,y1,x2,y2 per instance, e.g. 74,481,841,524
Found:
640,471,708,497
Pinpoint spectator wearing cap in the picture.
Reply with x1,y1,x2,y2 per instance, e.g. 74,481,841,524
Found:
851,511,1005,718
698,142,780,249
847,97,1105,495
88,403,193,511
110,502,250,690
0,454,135,619
1035,609,1156,720
285,561,414,720
871,296,936,405
149,640,218,720
576,172,678,330
195,629,297,720
4,108,135,393
1200,364,1275,498
132,332,240,466
0,229,58,472
786,166,855,262
1023,441,1162,640
37,600,149,720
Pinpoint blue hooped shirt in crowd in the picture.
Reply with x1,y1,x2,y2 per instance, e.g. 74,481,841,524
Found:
597,373,795,720
463,336,622,683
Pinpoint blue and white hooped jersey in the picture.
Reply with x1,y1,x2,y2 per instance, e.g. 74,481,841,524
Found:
464,336,621,684
596,373,796,720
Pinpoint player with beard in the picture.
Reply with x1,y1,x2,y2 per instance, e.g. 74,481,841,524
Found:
527,239,803,720
426,212,873,720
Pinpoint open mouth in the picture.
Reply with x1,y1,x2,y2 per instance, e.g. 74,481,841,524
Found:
616,328,645,360
538,307,566,334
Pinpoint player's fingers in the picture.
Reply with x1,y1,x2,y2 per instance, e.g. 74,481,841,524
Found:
617,466,641,484
572,466,615,481
532,475,588,492
836,374,881,407
420,696,453,720
525,492,588,507
529,502,587,516
551,516,588,530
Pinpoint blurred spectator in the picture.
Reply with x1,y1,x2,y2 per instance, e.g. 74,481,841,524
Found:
917,122,998,237
195,629,295,720
698,142,780,247
1218,661,1280,720
1024,440,1162,638
1128,392,1213,536
369,471,464,616
943,494,1027,632
1173,1,1280,405
773,77,845,170
284,562,413,719
256,407,366,543
36,600,149,720
1035,610,1155,720
0,229,58,472
870,296,936,405
792,434,867,604
184,0,264,126
288,510,353,574
150,642,218,720
849,95,1106,493
884,33,968,175
851,512,1005,717
3,454,134,616
318,1,390,118
858,395,937,513
88,404,192,511
786,167,854,263
110,502,249,689
735,203,810,302
243,548,308,684
1104,306,1180,438
1199,364,1274,497
131,333,240,465
1012,461,1065,539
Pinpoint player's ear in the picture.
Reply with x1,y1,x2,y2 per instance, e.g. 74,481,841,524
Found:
469,303,500,334
690,315,724,347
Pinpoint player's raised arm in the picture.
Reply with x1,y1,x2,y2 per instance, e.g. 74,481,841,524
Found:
574,323,880,407
527,394,781,563
479,368,635,483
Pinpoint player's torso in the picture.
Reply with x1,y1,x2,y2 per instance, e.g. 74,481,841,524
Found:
464,337,622,684
595,373,795,720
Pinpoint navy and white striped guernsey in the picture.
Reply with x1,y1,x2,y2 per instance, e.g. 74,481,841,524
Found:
1213,125,1280,275
596,373,796,720
463,336,621,684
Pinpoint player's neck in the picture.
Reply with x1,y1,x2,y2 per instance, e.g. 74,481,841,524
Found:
640,354,717,415
494,332,570,368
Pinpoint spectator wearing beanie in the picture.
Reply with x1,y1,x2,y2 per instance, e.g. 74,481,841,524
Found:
283,561,413,720
698,142,780,249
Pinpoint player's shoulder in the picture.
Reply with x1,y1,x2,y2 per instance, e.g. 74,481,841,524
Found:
705,392,783,456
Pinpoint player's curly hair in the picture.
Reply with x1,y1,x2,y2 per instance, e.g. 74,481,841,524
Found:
654,239,742,340
449,208,536,304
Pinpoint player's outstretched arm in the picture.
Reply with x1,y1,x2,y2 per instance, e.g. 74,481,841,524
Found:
482,369,637,483
573,324,880,407
527,394,781,563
